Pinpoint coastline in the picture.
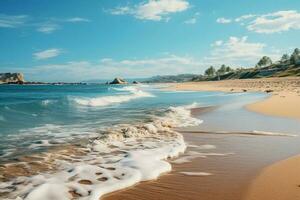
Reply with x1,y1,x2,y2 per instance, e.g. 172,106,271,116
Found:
168,77,300,200
0,95,204,199
1,80,300,200
103,127,300,200
169,77,300,120
103,131,254,200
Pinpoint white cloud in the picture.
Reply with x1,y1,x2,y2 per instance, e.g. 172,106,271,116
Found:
184,17,196,24
33,49,62,60
246,10,300,34
110,0,190,21
205,36,280,66
211,40,223,47
37,17,89,33
66,17,90,23
110,6,132,15
0,14,89,33
235,14,256,22
36,23,59,33
0,14,28,28
216,17,231,24
231,10,300,34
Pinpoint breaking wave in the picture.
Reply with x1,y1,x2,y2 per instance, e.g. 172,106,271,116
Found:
72,86,155,107
41,99,57,106
1,103,202,200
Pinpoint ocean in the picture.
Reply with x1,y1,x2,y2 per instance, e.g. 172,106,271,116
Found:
0,83,291,200
0,84,267,161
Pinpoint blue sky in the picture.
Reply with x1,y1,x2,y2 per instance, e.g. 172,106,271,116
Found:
0,0,300,82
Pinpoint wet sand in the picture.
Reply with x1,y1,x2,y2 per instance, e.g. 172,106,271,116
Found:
104,131,300,200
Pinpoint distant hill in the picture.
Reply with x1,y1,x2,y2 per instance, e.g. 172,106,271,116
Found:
83,78,149,84
143,74,198,83
84,75,199,84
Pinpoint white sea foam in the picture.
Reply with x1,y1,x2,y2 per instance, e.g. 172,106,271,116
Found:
180,172,212,176
159,103,203,127
181,130,297,137
41,99,56,106
29,140,52,149
73,86,154,107
188,144,216,150
171,151,233,164
2,103,202,200
251,130,297,137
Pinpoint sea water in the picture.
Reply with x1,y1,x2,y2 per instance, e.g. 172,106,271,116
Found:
0,84,267,161
0,84,271,200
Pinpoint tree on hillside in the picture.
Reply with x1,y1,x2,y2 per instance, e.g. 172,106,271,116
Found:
217,64,227,75
256,56,272,68
225,66,233,72
205,66,216,77
290,48,300,65
280,54,290,63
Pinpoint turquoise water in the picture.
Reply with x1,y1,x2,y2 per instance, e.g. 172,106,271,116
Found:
0,84,267,161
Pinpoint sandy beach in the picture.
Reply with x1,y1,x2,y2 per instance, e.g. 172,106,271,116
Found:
170,77,300,120
168,77,300,200
245,155,300,200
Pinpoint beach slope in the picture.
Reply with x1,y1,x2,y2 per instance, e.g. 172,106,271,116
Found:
244,155,300,200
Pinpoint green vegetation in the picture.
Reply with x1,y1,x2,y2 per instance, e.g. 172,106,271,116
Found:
143,48,300,83
256,56,272,68
193,48,300,82
144,74,198,83
204,66,216,77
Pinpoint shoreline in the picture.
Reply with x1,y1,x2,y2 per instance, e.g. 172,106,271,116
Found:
0,101,203,199
168,77,300,200
169,77,300,120
103,131,253,200
103,128,300,200
1,79,300,199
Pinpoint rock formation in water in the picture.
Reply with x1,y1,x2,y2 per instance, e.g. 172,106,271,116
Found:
132,81,140,84
109,77,128,84
0,73,25,84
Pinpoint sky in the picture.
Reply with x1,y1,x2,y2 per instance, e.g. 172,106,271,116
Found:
0,0,300,82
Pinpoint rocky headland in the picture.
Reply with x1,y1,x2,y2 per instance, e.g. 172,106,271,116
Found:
0,73,25,84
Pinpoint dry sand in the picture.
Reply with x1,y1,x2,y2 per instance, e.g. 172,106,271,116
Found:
170,77,300,120
244,155,300,200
